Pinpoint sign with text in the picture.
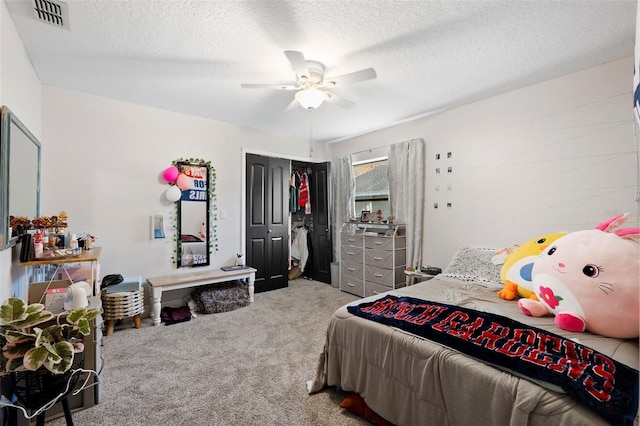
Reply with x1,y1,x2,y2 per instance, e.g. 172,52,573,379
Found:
180,165,207,202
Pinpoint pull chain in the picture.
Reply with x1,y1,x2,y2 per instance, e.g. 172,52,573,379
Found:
308,110,314,158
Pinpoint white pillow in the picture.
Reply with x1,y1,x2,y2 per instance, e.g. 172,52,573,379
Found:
440,246,502,288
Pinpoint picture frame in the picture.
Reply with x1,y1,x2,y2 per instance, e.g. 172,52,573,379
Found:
360,210,371,222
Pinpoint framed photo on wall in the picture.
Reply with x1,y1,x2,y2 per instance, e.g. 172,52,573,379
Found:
360,210,371,222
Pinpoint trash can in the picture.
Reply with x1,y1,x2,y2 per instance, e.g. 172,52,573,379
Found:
330,262,339,288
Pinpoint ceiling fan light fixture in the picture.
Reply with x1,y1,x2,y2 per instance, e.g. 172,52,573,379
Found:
295,88,328,110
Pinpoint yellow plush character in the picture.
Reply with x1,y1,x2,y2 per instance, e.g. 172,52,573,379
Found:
497,232,566,300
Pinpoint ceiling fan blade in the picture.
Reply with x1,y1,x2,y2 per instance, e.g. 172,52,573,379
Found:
324,67,377,87
325,92,356,110
284,50,310,80
240,83,299,90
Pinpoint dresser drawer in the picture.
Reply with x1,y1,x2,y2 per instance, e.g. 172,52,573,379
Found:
364,235,406,250
341,274,364,297
365,281,395,298
341,245,363,262
341,233,363,247
364,265,406,286
364,248,406,269
341,260,363,278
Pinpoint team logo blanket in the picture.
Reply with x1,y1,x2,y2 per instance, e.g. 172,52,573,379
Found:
347,295,638,426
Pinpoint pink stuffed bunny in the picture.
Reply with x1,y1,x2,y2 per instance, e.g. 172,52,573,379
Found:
518,213,640,339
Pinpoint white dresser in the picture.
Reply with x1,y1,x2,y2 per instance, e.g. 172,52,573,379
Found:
340,223,406,297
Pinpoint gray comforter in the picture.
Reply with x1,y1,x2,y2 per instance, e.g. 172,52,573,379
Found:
308,277,639,425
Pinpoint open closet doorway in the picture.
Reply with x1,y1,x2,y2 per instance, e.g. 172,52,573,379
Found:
245,153,333,293
291,160,332,284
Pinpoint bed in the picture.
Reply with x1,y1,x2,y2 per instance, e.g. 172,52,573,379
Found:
181,234,207,265
308,247,639,426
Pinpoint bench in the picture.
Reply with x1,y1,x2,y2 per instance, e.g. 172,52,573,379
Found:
146,267,257,325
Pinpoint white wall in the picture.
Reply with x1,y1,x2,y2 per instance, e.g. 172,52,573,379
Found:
40,86,328,291
0,0,42,300
331,57,640,269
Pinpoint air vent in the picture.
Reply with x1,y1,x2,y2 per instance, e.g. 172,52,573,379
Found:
33,0,69,29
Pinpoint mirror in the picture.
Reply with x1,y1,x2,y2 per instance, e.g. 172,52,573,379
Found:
0,106,41,249
176,160,210,267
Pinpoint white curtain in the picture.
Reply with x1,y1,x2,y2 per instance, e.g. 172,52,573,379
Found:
331,156,356,260
635,0,640,127
388,138,426,269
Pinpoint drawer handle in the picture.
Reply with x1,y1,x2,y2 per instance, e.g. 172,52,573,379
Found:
374,273,383,277
347,252,356,256
348,267,356,272
348,238,356,242
374,256,383,260
374,242,383,245
347,283,355,287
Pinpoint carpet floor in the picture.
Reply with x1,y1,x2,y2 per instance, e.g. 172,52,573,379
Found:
45,278,371,426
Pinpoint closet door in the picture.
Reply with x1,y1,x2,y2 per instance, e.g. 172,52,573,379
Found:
246,154,289,292
311,162,332,283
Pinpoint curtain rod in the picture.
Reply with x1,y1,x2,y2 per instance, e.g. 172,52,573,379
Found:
349,145,389,156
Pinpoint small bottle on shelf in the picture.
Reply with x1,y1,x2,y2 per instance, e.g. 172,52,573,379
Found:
70,233,80,254
33,231,43,258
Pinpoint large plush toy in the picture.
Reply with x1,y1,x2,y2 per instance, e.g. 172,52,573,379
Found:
518,213,640,339
497,232,566,301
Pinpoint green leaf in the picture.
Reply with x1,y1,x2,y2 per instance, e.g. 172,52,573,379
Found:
0,298,27,324
6,358,25,373
0,297,54,329
83,310,100,321
44,341,74,374
23,346,50,371
38,324,62,345
75,318,90,335
13,310,54,329
4,329,35,343
25,303,47,316
65,309,86,324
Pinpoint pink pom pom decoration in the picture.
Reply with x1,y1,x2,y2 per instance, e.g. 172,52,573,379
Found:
162,166,179,183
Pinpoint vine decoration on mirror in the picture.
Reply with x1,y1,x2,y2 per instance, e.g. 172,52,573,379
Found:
170,158,219,266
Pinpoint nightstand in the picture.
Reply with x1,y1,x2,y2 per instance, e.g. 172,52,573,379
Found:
404,269,436,286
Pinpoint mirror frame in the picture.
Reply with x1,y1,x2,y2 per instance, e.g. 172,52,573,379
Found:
0,106,41,249
175,159,212,268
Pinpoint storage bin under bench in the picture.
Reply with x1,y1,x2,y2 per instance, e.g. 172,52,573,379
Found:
146,268,256,325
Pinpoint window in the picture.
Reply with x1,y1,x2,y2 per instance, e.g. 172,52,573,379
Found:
353,158,389,221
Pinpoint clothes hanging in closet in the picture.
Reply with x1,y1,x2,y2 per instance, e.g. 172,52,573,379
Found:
289,173,299,214
299,172,310,213
290,169,311,214
290,226,310,272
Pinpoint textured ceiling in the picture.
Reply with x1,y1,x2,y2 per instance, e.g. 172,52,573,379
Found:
4,0,637,143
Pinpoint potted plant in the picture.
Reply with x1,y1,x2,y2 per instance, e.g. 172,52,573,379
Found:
0,297,100,410
0,297,99,375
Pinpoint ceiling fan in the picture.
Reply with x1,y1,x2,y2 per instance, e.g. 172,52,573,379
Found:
241,51,377,111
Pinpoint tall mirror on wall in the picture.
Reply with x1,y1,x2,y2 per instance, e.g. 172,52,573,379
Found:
0,106,41,249
176,160,211,267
